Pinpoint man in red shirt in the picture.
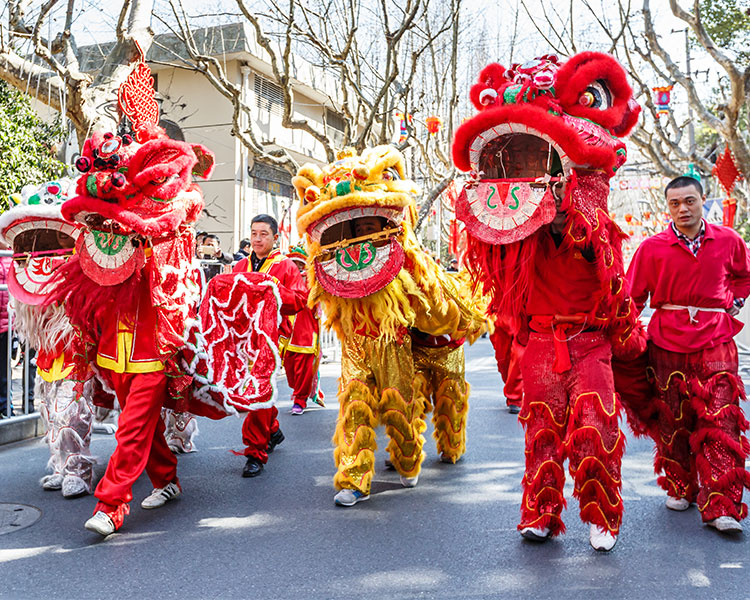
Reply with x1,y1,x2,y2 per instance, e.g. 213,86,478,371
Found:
283,246,324,415
627,175,750,534
517,180,624,552
233,214,308,476
489,322,524,414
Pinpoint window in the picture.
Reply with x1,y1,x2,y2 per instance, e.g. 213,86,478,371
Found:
254,74,284,117
326,110,347,146
326,110,346,133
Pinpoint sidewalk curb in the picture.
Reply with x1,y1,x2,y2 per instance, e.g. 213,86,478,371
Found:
0,413,44,446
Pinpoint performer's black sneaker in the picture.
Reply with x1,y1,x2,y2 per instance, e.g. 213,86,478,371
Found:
242,458,264,478
267,429,285,453
508,405,521,415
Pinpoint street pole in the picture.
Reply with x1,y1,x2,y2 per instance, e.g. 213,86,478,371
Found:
685,29,696,158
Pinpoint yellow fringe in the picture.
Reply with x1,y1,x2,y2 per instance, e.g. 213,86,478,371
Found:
379,387,426,477
432,378,470,463
332,380,379,493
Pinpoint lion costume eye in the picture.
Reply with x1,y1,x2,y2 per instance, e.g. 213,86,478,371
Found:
579,80,612,110
381,167,401,181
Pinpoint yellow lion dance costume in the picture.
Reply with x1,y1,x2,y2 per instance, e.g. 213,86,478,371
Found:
293,146,484,506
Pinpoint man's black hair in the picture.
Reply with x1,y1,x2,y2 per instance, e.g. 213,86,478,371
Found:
204,234,220,243
665,176,703,198
251,214,279,235
239,238,251,249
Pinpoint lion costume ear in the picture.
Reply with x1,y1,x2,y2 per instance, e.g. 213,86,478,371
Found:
365,145,407,180
292,165,324,202
191,144,215,179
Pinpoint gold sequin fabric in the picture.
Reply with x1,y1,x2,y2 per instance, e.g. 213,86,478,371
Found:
413,344,469,463
332,333,426,493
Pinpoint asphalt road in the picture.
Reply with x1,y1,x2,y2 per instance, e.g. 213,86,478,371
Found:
1,337,748,600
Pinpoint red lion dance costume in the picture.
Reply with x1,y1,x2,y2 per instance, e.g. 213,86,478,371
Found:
47,55,281,536
452,53,645,550
627,212,750,532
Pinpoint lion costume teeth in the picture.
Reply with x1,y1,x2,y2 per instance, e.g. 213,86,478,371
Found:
0,180,80,305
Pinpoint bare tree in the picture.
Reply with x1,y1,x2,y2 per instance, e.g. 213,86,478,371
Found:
522,1,750,212
157,0,465,239
0,0,157,145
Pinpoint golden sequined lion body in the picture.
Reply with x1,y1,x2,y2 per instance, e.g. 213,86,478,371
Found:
293,146,484,498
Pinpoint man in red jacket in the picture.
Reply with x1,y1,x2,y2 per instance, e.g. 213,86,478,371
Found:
283,245,324,414
627,175,750,534
233,214,308,476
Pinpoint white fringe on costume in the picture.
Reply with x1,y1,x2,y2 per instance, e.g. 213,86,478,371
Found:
14,301,96,496
162,409,199,453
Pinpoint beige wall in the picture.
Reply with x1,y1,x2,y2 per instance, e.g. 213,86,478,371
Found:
154,59,334,254
155,63,239,253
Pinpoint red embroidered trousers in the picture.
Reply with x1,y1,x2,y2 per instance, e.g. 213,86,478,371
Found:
648,341,750,522
283,351,316,409
94,371,177,509
519,331,624,536
241,406,280,463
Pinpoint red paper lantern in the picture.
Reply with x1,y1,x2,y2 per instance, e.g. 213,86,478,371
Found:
643,211,651,220
652,85,673,116
624,214,633,224
426,116,442,135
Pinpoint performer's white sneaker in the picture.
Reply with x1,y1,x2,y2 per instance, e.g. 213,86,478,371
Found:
707,516,743,533
334,489,369,507
665,497,690,511
40,473,63,491
141,482,182,509
589,524,617,551
400,474,419,488
84,511,116,536
520,526,551,542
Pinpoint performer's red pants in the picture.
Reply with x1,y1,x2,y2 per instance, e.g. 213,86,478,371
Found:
283,351,316,409
648,341,750,522
519,331,624,536
241,406,280,463
490,328,524,407
94,371,177,509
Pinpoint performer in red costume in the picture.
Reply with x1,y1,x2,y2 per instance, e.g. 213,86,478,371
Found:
233,214,308,476
518,180,624,550
489,322,524,414
283,245,324,415
42,50,262,536
452,53,646,551
627,175,750,534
